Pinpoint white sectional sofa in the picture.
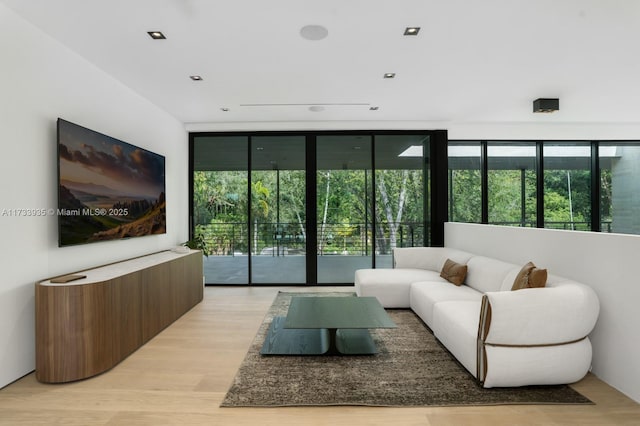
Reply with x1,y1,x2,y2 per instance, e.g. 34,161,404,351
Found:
355,247,600,388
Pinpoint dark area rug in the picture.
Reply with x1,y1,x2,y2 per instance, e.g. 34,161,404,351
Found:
221,291,592,407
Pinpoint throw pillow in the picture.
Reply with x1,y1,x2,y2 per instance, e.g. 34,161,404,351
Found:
511,262,535,290
512,261,547,290
440,258,467,286
528,267,548,288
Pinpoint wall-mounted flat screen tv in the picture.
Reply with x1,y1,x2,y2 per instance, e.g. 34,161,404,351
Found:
57,118,166,247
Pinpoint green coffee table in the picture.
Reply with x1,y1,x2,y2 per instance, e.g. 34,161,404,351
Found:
260,296,397,355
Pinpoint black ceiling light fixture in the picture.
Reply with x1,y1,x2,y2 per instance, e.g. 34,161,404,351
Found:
533,98,559,113
147,31,166,40
383,73,396,79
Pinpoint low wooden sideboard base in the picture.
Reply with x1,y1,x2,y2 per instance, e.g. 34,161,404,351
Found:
35,250,203,383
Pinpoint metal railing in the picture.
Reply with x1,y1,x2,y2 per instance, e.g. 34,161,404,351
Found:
197,222,249,256
489,221,612,232
196,221,426,256
197,220,614,257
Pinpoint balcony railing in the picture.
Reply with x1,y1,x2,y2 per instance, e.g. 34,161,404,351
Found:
196,221,426,256
196,220,613,257
489,221,612,232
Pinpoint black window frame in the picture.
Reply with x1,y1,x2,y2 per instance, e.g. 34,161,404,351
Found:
448,139,639,233
189,129,448,285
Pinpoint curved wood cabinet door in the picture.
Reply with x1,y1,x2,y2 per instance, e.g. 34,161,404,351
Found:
35,250,203,383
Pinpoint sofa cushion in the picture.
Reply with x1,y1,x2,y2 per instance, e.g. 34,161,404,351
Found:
432,300,482,377
483,338,593,388
393,247,473,272
439,259,467,286
511,262,548,291
354,268,444,308
410,281,482,327
465,256,520,294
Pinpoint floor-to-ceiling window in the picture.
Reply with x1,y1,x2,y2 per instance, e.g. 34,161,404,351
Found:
375,135,430,267
316,136,373,283
192,136,249,284
191,131,443,285
250,136,306,283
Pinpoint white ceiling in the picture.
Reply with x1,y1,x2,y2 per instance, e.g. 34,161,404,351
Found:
4,0,640,128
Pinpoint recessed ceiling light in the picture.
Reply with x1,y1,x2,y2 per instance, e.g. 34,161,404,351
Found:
369,106,379,111
300,25,329,41
404,27,420,36
190,75,203,81
147,31,166,40
384,73,396,79
221,107,229,112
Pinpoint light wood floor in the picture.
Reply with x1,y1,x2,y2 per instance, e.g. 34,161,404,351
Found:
1,286,639,425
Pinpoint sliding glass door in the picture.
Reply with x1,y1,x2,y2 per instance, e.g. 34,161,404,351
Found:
192,136,249,284
316,136,373,283
191,131,441,285
250,136,306,283
374,135,429,267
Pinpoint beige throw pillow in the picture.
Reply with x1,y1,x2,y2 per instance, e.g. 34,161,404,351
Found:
440,258,467,286
512,261,547,290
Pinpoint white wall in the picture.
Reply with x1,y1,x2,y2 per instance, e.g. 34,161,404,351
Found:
0,5,188,388
445,222,640,403
186,121,640,141
447,122,640,141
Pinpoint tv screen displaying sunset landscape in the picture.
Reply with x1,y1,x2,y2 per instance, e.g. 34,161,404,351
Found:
57,118,166,247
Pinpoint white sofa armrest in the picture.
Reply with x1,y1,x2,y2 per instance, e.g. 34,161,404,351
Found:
393,247,472,272
480,283,599,346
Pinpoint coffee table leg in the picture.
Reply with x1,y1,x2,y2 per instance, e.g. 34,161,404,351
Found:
260,317,330,355
335,329,378,355
326,328,339,354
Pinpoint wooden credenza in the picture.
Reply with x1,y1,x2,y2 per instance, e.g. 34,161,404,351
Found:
35,250,203,383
